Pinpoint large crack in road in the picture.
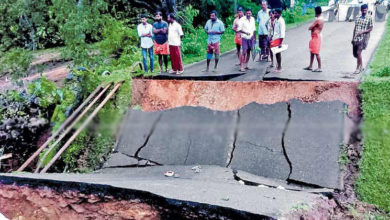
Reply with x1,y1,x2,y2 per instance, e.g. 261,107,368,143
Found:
113,101,343,189
281,102,293,180
134,113,162,158
226,110,240,167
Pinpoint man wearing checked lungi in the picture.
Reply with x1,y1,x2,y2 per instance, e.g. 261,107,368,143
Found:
203,10,225,72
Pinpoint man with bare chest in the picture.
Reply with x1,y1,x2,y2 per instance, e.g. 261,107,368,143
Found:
304,6,324,72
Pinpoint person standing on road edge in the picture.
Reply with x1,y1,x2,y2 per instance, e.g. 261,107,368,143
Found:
167,13,184,75
238,8,256,72
266,10,276,69
257,0,270,61
304,6,324,72
270,8,285,73
233,7,244,66
351,4,373,74
137,14,154,73
153,11,169,74
203,10,225,72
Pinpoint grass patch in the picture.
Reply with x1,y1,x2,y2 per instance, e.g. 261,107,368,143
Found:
368,19,390,75
357,18,390,212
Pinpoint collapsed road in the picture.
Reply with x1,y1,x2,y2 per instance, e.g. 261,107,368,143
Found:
0,18,387,219
0,99,349,219
114,101,344,189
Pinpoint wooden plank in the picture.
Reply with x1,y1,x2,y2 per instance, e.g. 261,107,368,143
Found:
34,82,113,173
40,82,122,173
17,84,105,172
0,154,12,161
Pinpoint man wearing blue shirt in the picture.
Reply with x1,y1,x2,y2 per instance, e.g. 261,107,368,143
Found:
203,10,225,72
257,1,270,61
153,11,169,73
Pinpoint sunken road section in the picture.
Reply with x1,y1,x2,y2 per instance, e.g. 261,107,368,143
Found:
115,101,345,189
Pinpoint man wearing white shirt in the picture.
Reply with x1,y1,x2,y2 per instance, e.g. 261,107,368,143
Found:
257,1,270,61
237,8,256,72
137,14,154,73
168,13,184,75
271,8,286,72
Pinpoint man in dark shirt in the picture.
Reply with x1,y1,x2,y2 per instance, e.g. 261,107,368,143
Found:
153,11,169,73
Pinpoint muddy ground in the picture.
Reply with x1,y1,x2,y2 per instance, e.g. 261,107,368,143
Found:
0,52,70,91
0,184,159,220
0,177,267,220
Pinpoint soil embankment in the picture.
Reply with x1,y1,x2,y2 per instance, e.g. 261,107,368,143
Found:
0,184,159,220
132,79,360,118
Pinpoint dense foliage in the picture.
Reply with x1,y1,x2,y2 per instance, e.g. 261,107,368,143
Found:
0,0,58,51
0,48,33,79
0,0,286,53
0,77,75,170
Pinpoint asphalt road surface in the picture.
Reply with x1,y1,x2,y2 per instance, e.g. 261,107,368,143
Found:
179,19,386,82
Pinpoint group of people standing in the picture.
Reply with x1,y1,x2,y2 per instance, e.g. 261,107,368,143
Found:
137,12,184,75
231,2,286,73
138,1,373,75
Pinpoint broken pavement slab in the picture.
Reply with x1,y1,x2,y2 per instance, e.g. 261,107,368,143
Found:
285,100,344,189
115,110,162,156
137,106,236,166
97,165,238,184
102,152,139,168
0,165,326,219
230,102,291,180
234,170,334,194
114,101,346,189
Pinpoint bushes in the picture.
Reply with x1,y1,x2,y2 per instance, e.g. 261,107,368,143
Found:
0,0,60,51
53,72,132,173
283,3,314,24
0,77,59,171
0,48,33,80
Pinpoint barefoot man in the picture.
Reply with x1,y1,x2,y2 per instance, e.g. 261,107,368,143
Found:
204,10,225,72
266,10,276,70
238,8,256,72
257,0,270,61
351,4,373,74
153,11,169,73
168,13,184,75
137,14,154,73
233,7,244,66
270,8,285,73
304,6,324,72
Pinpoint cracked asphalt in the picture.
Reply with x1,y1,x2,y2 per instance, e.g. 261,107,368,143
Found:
1,165,327,218
113,101,344,189
2,19,378,219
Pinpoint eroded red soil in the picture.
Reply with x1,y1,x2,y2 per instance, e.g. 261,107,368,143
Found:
0,184,160,220
133,79,360,118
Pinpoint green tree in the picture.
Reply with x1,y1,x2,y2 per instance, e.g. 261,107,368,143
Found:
50,0,108,65
0,0,61,52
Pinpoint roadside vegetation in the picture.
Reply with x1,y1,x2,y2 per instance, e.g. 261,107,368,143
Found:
358,18,390,213
0,0,322,173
